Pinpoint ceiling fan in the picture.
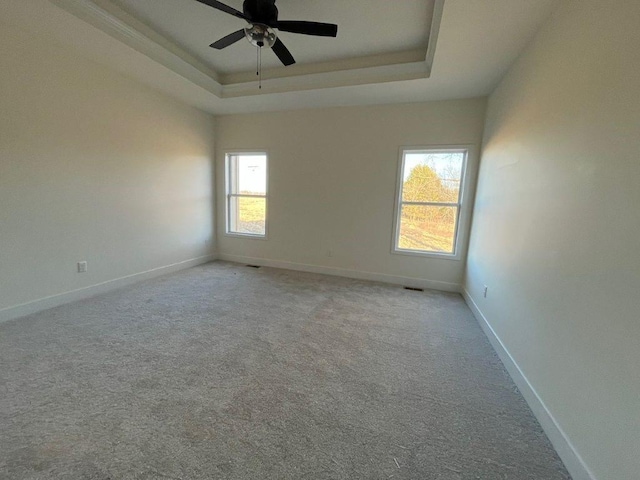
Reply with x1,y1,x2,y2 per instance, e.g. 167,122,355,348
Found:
195,0,338,67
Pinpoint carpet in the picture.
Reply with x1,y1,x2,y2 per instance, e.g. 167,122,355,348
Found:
0,261,571,479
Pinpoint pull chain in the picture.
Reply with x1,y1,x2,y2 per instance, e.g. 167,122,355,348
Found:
256,46,263,90
259,46,262,89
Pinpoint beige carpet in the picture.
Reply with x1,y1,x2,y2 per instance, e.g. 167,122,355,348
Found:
0,261,571,479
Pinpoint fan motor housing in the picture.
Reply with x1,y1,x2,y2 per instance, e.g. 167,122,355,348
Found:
243,0,278,24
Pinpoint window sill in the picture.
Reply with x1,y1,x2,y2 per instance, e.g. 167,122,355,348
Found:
224,232,268,241
392,248,462,261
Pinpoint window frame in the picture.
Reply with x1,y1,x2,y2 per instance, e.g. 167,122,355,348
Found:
392,146,470,260
225,151,269,239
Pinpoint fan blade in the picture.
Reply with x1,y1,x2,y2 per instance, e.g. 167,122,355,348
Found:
194,0,248,21
274,21,338,37
210,29,246,49
272,38,295,66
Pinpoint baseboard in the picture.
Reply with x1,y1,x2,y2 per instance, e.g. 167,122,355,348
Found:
462,289,596,480
0,254,217,325
217,253,461,293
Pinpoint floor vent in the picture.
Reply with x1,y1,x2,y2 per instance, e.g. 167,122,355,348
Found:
404,286,424,292
246,265,262,269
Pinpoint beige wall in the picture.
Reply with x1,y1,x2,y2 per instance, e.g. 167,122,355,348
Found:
215,99,487,290
465,1,640,479
0,23,215,314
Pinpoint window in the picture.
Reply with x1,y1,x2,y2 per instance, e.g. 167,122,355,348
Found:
225,152,268,237
393,148,468,257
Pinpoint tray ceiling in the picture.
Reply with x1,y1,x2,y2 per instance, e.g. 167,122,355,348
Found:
45,0,442,96
110,0,436,76
1,0,560,114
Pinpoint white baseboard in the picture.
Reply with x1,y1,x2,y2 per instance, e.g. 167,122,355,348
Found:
217,253,461,293
462,289,596,480
0,254,216,325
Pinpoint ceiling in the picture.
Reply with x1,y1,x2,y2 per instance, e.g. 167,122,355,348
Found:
1,0,560,115
110,0,436,77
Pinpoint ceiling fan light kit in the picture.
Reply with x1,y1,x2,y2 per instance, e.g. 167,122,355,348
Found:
244,24,277,49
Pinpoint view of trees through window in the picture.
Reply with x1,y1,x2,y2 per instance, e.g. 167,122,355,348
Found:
227,154,267,236
397,151,465,254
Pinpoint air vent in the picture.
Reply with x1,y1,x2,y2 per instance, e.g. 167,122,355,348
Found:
404,286,424,292
246,265,261,269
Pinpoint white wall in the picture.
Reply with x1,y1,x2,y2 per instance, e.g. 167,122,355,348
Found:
0,23,215,318
215,99,487,290
465,1,640,479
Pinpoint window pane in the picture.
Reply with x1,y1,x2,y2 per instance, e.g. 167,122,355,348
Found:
237,155,267,195
229,196,266,236
402,152,464,203
398,205,458,254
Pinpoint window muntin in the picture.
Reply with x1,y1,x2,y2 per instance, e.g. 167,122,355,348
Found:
226,153,267,237
394,149,467,256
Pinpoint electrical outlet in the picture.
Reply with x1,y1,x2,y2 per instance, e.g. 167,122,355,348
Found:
327,250,333,258
77,261,88,273
483,285,488,298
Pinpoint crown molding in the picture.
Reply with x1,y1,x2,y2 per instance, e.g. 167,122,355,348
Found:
222,61,432,98
425,0,445,77
50,0,224,96
48,0,445,99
